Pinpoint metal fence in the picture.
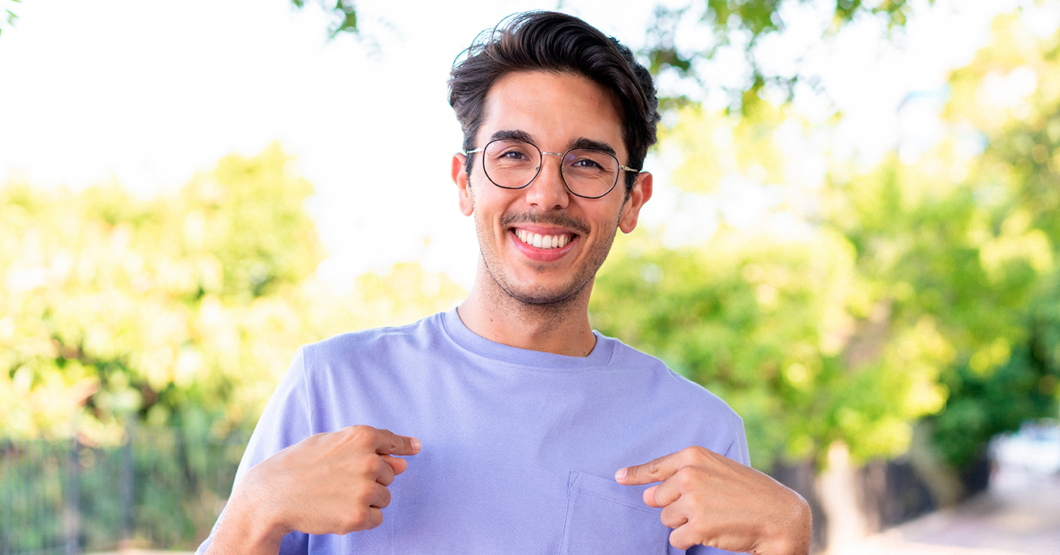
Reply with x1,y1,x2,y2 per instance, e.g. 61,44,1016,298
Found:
0,427,246,554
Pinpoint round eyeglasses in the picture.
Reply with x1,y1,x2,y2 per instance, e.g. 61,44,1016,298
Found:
464,139,639,199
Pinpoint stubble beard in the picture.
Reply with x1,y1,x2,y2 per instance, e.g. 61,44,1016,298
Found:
470,180,621,313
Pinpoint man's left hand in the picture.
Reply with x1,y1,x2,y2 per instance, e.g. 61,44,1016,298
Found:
615,446,811,555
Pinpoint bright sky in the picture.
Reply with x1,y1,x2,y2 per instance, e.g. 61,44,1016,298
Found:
0,0,1042,289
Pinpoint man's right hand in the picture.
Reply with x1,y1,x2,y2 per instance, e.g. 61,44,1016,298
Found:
206,425,421,555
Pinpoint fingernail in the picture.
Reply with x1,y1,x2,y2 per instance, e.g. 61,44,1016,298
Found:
411,438,421,451
615,467,627,481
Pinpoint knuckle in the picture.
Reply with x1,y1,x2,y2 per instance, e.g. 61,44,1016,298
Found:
675,465,708,486
366,509,384,529
673,467,695,488
378,465,396,486
350,452,375,474
346,506,369,530
346,425,372,444
352,480,376,502
659,505,683,528
686,445,710,461
364,455,384,474
378,487,392,509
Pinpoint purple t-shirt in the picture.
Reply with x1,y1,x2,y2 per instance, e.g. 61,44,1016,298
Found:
198,309,749,554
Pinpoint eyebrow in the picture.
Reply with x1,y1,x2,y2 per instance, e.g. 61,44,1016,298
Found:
490,130,534,143
570,137,616,156
489,130,618,156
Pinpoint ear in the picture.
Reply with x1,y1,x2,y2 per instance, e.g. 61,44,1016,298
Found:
618,171,652,234
452,153,473,216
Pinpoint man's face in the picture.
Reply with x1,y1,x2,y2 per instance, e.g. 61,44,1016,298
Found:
451,70,652,306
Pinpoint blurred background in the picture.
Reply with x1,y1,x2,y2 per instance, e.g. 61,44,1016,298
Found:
1,0,1059,553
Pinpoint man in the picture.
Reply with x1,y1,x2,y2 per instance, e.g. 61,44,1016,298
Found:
199,11,810,555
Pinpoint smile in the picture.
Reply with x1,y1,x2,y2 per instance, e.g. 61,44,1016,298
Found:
514,229,572,250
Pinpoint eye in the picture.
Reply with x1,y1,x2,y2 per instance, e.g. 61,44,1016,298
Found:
564,149,613,173
570,157,603,169
499,149,529,160
486,140,538,165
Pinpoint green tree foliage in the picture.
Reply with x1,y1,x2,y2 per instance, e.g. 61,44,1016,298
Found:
922,13,1060,470
277,0,927,108
0,144,464,444
290,0,359,38
592,11,1060,474
643,0,930,104
0,0,18,37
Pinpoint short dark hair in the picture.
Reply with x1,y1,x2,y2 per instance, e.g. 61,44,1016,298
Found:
448,11,660,194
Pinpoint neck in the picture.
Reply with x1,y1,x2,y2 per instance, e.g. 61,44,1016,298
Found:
457,263,597,357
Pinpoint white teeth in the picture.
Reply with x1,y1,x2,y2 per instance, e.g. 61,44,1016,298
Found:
514,230,572,250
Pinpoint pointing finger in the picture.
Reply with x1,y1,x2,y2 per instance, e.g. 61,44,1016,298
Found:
615,452,682,486
373,428,421,456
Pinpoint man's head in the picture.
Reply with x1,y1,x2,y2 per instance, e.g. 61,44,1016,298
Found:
447,12,658,317
448,11,660,195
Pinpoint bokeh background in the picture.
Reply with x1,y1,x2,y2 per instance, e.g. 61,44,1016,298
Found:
2,0,1059,553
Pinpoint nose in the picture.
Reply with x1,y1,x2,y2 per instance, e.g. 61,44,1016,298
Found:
524,151,569,210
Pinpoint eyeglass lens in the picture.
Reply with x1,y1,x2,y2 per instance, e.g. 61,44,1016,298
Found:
482,139,619,198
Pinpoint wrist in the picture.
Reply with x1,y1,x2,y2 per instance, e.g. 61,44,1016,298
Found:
209,484,291,555
764,492,811,555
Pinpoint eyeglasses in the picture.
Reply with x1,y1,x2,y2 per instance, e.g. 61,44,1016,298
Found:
464,139,639,199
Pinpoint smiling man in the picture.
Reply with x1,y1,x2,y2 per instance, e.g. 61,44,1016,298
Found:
199,11,810,555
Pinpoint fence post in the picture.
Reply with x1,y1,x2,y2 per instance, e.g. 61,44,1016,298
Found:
121,423,134,544
64,437,81,555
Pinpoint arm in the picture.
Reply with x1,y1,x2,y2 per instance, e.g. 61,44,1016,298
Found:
200,348,420,555
615,446,811,555
206,425,420,555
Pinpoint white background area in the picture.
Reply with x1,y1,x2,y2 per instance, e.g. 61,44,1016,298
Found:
0,0,1047,289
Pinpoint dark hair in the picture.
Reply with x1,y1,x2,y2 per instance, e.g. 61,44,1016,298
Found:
448,11,660,194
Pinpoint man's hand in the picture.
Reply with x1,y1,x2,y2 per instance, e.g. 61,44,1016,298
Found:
615,446,810,555
208,425,421,555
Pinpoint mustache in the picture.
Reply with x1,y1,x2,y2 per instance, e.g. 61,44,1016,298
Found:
499,211,591,235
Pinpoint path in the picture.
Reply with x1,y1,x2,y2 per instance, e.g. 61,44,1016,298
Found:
833,467,1060,555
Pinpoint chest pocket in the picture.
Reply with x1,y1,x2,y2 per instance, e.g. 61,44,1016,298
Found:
560,471,672,554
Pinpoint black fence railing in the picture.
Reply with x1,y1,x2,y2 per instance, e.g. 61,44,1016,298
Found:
0,427,246,555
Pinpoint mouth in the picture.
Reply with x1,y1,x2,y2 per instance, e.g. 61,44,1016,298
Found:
513,229,573,250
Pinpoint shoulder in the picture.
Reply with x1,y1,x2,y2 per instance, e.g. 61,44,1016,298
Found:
300,312,447,365
604,335,745,429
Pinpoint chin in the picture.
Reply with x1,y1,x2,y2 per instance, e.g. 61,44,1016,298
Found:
497,275,592,307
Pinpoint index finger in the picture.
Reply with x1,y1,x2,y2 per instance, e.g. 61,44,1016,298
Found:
372,428,421,456
615,452,682,486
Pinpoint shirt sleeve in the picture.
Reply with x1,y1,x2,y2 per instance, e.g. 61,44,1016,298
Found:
723,414,751,467
684,414,751,555
195,348,314,555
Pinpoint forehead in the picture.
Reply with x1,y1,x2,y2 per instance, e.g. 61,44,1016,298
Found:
478,71,625,157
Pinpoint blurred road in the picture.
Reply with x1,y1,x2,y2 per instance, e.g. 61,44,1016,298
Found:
833,467,1060,555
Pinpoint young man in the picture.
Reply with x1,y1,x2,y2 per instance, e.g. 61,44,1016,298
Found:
200,11,810,555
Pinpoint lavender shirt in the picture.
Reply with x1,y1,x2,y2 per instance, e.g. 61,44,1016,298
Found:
198,309,748,554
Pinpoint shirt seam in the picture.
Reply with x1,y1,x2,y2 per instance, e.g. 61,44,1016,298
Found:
298,347,314,436
439,310,620,373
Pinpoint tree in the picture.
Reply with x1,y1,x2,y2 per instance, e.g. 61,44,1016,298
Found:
921,12,1060,473
289,0,929,108
0,144,464,443
642,0,933,107
591,8,1060,480
0,0,18,37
